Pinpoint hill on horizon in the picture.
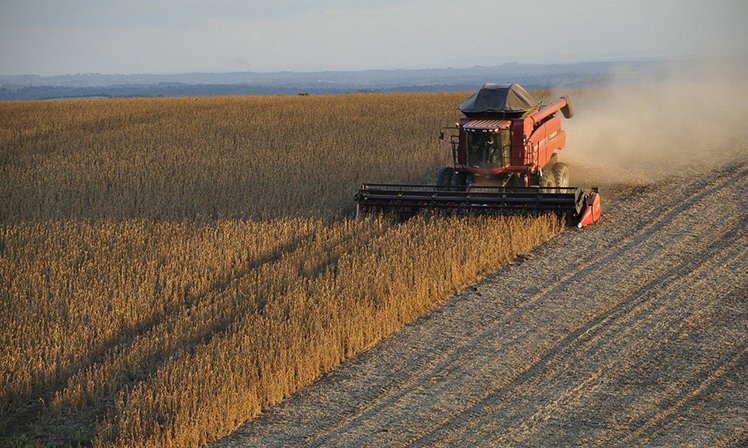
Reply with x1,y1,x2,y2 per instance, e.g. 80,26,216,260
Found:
0,58,718,100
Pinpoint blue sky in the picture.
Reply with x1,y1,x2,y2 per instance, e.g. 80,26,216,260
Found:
1,0,746,76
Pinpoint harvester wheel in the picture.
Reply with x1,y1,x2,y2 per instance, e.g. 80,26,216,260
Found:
552,163,569,188
436,167,454,191
451,172,473,191
540,170,556,192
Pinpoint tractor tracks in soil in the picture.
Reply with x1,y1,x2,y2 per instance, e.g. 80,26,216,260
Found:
214,160,748,448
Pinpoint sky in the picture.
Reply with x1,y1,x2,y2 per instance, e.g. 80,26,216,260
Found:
1,0,747,76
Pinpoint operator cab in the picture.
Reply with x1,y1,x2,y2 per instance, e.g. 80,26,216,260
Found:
465,128,511,169
463,119,512,169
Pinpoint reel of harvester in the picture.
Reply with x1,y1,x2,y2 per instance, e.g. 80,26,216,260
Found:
355,184,601,228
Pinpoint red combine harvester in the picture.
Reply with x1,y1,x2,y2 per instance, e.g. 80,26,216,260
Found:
355,83,601,228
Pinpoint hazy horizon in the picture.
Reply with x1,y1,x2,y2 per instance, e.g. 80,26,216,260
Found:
0,57,696,79
1,0,747,77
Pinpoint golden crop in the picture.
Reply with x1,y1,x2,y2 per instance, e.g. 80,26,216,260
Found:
0,93,560,447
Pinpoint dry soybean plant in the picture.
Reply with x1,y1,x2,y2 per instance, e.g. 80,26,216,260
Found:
0,93,561,447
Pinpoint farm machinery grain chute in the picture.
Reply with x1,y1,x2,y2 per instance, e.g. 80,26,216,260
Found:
355,83,601,227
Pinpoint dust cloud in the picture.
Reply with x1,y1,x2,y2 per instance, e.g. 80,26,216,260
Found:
556,60,748,187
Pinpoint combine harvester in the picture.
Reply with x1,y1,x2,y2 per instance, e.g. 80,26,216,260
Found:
355,83,601,228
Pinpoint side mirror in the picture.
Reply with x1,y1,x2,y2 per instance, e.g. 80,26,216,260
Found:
439,131,445,140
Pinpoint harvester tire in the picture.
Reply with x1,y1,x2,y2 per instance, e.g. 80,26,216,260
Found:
552,163,569,188
451,172,473,191
540,170,556,192
437,167,454,191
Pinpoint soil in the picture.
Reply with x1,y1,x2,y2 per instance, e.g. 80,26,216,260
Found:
214,160,748,447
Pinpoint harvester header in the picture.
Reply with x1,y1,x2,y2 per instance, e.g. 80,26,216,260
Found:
355,83,601,228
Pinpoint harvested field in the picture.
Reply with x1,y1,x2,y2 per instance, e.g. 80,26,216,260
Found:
214,159,748,448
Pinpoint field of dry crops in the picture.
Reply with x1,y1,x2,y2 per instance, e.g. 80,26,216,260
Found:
0,93,561,447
